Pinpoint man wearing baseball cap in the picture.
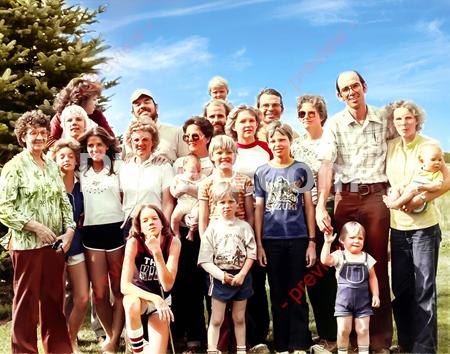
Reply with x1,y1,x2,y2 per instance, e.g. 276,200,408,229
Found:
130,88,188,164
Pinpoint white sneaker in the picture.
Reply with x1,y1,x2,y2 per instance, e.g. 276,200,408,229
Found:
249,343,270,354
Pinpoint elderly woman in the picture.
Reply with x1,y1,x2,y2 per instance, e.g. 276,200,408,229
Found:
0,110,75,353
291,95,337,352
47,77,114,147
384,100,450,354
120,119,175,234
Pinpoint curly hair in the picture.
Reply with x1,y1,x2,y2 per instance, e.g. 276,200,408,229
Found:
14,110,50,147
225,104,263,141
49,138,81,166
78,126,121,176
382,99,426,140
54,78,102,113
129,204,173,240
296,95,328,126
125,119,160,155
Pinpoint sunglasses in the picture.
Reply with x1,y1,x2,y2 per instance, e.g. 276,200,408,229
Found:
182,133,204,142
298,111,316,119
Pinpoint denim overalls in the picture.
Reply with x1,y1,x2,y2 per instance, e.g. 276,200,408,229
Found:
334,251,373,317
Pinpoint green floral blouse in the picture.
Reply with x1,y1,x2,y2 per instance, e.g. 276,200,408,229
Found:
0,150,76,250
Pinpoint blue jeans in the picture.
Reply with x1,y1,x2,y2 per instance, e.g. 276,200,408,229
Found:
391,224,441,354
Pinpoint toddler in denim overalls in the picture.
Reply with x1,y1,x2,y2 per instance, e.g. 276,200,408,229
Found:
320,221,380,354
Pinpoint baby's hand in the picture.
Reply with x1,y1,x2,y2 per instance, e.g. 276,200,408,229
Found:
324,232,337,244
372,295,380,308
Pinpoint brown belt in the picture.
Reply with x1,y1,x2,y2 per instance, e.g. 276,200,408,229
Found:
334,182,387,196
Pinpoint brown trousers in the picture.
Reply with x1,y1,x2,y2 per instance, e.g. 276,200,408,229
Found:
11,247,72,354
334,189,393,351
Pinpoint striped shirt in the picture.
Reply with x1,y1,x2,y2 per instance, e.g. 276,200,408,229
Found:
198,170,254,221
317,105,388,184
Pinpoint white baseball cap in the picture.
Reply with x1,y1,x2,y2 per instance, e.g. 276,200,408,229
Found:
130,88,153,104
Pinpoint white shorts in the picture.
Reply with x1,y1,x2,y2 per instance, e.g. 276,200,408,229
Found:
66,252,85,266
141,295,172,315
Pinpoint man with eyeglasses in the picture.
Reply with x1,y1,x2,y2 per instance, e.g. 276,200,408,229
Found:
316,71,392,354
256,88,298,142
130,88,189,164
202,99,232,136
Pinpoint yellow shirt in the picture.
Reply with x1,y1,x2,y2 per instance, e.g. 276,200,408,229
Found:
386,135,439,230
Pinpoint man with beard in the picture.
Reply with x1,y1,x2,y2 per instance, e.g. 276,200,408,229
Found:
203,99,232,136
130,89,188,164
316,71,393,353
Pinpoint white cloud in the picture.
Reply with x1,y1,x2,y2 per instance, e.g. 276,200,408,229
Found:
274,0,356,25
102,0,273,32
416,19,445,39
98,36,212,76
228,47,252,70
274,0,395,26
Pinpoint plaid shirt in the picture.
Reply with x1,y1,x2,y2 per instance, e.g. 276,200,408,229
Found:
317,105,388,184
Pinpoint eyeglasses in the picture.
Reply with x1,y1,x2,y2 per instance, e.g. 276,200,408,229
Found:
340,82,361,95
298,111,317,119
182,133,204,142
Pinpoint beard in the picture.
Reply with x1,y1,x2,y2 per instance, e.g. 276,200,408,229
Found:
213,124,225,136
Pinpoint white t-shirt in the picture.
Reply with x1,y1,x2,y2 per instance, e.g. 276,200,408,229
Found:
80,161,123,226
234,140,272,179
120,157,174,220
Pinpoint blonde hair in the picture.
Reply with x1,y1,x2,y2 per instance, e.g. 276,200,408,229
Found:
125,119,160,154
208,134,237,159
225,104,263,141
339,221,366,242
418,143,442,160
212,181,238,203
208,76,229,93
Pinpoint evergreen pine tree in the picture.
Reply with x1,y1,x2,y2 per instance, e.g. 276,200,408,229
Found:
0,0,117,168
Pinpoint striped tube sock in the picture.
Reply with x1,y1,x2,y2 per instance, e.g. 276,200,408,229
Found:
237,345,246,354
337,347,348,354
358,345,369,354
128,327,144,353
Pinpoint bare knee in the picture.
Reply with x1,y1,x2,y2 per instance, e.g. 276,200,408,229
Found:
232,310,245,327
73,293,89,312
338,324,352,339
209,311,225,328
355,320,369,338
123,295,141,316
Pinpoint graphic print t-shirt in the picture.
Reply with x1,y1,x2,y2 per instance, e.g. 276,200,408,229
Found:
254,160,313,239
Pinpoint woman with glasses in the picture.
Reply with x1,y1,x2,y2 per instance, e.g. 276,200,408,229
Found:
48,77,115,148
171,117,214,354
291,95,338,353
0,110,76,353
120,119,175,235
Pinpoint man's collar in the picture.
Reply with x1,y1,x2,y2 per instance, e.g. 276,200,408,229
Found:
343,105,382,125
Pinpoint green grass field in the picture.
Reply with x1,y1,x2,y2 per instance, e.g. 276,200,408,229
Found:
1,192,449,353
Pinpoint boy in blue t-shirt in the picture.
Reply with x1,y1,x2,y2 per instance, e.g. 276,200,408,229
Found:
255,121,316,353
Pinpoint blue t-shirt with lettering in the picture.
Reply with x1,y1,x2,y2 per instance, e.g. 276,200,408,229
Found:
254,161,314,239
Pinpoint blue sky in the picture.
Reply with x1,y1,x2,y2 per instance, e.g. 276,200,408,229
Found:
74,0,450,150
